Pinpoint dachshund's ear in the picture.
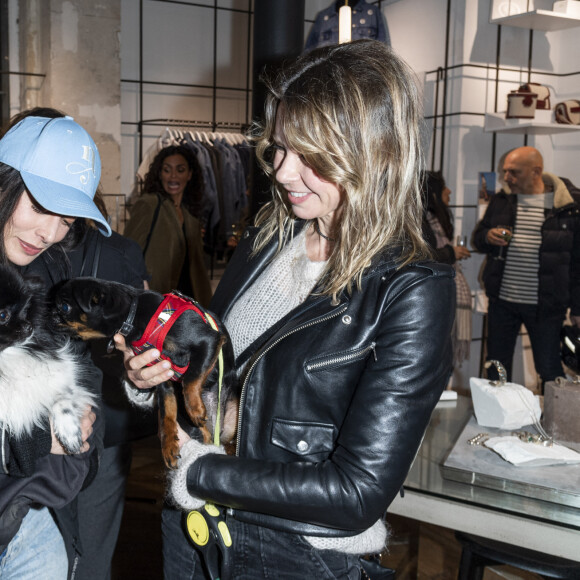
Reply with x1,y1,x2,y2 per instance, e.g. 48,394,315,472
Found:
78,286,104,312
90,290,103,306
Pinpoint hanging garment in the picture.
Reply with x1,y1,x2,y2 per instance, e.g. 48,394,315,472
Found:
304,0,391,52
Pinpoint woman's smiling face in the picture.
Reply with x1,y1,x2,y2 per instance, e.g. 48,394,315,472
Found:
272,113,344,229
4,190,74,266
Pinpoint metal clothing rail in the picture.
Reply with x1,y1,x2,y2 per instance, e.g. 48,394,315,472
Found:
123,118,248,131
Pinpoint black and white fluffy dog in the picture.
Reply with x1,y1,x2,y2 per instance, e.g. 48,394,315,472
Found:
0,264,95,453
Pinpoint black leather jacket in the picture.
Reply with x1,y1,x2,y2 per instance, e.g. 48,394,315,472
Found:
188,223,455,537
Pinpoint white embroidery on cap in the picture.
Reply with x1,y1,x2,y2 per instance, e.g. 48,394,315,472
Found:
66,146,96,185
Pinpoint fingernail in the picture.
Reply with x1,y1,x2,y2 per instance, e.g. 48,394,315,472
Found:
161,361,171,369
151,350,160,358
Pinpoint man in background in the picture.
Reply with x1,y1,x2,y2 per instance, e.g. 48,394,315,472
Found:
473,146,580,388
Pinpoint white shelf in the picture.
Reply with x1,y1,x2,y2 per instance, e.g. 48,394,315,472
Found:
490,10,580,30
484,112,580,134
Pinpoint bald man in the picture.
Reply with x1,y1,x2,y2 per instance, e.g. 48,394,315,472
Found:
473,147,580,388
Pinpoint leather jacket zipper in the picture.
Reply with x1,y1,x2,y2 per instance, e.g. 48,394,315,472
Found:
305,342,377,372
235,303,348,456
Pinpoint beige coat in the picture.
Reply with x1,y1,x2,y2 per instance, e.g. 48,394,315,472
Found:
124,193,212,307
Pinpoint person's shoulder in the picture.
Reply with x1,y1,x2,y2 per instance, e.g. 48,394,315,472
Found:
368,250,455,284
394,260,455,284
131,192,164,211
95,231,148,285
101,230,143,256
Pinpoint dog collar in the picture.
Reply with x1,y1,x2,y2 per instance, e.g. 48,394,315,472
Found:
130,291,215,381
107,296,138,353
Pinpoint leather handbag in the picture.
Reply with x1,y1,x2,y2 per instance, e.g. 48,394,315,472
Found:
519,82,551,109
506,89,538,119
555,100,580,125
543,377,580,444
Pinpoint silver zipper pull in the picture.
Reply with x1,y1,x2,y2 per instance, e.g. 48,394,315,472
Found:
371,343,377,362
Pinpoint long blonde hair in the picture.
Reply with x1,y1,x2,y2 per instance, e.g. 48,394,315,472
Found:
251,39,429,299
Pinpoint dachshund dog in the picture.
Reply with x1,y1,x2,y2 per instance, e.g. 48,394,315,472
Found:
0,265,95,453
52,277,239,468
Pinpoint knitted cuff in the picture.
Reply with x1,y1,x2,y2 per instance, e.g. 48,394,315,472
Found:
304,519,389,555
122,379,157,409
168,438,226,511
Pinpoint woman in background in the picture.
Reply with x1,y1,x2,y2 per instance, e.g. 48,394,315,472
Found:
422,170,472,366
125,145,212,306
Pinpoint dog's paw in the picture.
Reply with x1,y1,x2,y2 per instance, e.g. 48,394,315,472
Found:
159,429,181,469
162,443,181,470
52,413,84,454
51,396,91,454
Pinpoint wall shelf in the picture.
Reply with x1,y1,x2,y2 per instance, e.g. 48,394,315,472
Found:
484,112,580,134
490,10,580,31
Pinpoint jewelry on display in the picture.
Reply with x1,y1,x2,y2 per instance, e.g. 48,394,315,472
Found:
467,430,553,448
314,220,336,243
512,431,553,447
468,433,489,446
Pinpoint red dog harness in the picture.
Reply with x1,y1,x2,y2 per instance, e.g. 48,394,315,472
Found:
130,292,216,381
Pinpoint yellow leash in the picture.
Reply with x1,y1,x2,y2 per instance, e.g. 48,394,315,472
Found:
185,311,231,580
205,313,224,447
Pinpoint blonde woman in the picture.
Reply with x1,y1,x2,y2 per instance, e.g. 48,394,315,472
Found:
118,39,455,579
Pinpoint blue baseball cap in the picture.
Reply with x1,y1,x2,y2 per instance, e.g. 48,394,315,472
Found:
0,115,111,236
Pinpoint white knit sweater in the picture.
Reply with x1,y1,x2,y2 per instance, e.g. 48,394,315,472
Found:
224,229,326,359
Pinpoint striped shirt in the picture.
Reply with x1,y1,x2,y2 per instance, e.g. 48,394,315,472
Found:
499,192,553,305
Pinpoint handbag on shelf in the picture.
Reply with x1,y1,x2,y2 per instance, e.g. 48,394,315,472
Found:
555,100,580,125
543,376,580,444
519,82,551,109
469,360,542,430
506,89,538,119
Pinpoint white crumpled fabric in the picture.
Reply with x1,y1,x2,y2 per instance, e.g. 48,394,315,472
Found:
485,436,580,467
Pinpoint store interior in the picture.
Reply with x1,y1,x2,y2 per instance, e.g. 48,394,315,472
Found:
2,1,580,579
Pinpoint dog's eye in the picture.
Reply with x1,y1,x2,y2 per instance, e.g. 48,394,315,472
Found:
59,302,71,315
0,309,10,325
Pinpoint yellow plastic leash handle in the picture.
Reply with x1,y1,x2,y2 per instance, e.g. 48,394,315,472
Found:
186,504,233,580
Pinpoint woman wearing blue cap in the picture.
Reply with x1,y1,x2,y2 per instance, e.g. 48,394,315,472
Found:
0,115,109,579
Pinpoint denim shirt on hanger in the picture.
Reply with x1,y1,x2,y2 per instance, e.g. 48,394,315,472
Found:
304,0,390,52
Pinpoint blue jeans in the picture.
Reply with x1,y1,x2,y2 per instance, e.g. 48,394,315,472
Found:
486,298,565,386
162,505,362,579
0,506,68,580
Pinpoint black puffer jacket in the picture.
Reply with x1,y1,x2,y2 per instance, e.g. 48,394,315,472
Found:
473,173,580,316
185,222,455,537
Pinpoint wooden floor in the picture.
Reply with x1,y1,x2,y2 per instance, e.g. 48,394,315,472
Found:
110,436,543,580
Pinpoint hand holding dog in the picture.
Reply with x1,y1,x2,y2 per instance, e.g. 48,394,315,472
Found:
114,333,175,389
50,404,96,455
